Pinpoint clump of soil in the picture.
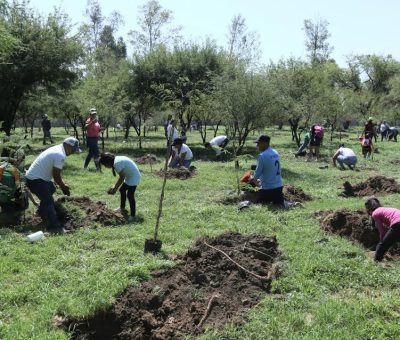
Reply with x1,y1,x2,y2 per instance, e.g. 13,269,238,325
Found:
155,167,195,180
340,176,400,197
390,160,400,165
62,232,281,339
282,185,312,202
315,209,400,257
136,154,160,165
221,185,312,205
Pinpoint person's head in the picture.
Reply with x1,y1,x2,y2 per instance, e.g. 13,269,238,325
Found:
170,119,176,127
368,116,373,122
204,142,211,149
63,137,82,156
167,114,172,120
339,143,345,148
99,152,116,176
43,114,48,119
89,108,97,118
365,196,381,215
365,131,372,139
172,138,183,149
254,134,270,152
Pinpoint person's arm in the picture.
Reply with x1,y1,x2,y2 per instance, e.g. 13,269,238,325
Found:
372,215,385,241
179,152,187,165
252,155,263,181
52,167,70,196
85,118,95,129
108,172,125,194
332,149,340,167
168,150,176,166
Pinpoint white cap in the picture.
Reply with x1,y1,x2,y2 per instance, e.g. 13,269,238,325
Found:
90,108,97,114
63,137,82,153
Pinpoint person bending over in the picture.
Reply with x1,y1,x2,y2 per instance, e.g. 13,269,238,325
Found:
168,138,193,169
99,153,141,223
365,197,400,262
332,144,357,170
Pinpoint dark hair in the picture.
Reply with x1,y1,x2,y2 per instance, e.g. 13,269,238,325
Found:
339,143,345,148
99,152,116,176
364,197,381,211
204,142,211,148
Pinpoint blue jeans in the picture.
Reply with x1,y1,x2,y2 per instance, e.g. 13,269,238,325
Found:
337,155,357,169
296,140,309,155
84,137,99,168
169,156,192,169
26,179,61,230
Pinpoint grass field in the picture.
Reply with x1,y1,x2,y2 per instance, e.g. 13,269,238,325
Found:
1,126,400,339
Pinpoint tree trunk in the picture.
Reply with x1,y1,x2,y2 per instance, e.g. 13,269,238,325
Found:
289,118,301,146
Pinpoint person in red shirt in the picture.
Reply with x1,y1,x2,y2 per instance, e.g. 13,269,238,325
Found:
365,197,400,261
363,117,377,142
84,108,102,171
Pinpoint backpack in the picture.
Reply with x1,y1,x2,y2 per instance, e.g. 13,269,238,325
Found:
0,161,21,204
314,125,324,139
362,137,372,148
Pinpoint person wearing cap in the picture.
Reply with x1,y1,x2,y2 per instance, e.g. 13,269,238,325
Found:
84,108,102,171
41,114,53,145
166,119,179,146
332,144,357,170
99,153,141,223
25,137,81,234
365,197,400,262
168,138,193,169
204,135,229,159
363,117,377,142
250,135,284,205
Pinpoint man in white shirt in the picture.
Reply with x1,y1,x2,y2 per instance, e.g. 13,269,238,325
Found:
332,144,357,170
26,137,81,234
204,135,229,158
169,138,193,169
167,119,179,146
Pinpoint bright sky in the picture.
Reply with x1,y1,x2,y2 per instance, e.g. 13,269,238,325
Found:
28,0,400,67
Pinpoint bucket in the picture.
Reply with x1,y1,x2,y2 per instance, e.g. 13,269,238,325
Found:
144,239,162,254
26,231,44,243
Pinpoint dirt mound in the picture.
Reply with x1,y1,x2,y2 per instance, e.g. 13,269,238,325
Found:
62,232,281,339
221,185,311,205
155,167,195,180
340,176,400,197
282,185,312,202
54,196,125,230
390,160,400,165
136,154,161,165
315,209,400,257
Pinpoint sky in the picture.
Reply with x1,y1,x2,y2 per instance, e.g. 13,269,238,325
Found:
28,0,400,67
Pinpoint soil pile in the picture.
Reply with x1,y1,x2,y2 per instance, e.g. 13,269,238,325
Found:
62,232,281,339
221,185,311,205
155,167,195,180
316,209,400,257
54,196,124,230
340,176,400,197
136,154,161,165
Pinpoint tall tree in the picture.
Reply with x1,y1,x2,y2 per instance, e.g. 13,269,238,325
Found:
0,1,81,135
128,0,181,54
303,18,333,64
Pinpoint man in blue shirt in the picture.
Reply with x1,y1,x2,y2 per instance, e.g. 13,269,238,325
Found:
250,135,284,205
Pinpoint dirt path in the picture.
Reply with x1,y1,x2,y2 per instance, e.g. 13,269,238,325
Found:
61,232,281,339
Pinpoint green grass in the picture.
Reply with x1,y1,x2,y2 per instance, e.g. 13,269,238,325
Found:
1,127,400,339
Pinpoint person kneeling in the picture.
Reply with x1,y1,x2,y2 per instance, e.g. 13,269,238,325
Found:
332,144,357,170
168,138,193,169
365,197,400,262
99,153,141,223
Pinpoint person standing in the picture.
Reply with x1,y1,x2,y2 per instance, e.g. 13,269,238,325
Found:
204,135,229,158
166,119,179,146
365,197,400,262
332,144,357,170
363,117,377,142
380,121,390,141
168,138,193,169
25,137,81,234
41,114,53,145
164,114,172,138
99,153,141,222
360,132,374,159
84,108,102,171
250,135,284,205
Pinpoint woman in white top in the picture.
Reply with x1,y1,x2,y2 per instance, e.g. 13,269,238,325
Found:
167,119,179,145
168,138,193,169
332,144,357,170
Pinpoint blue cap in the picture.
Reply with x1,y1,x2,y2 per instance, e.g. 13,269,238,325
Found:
63,137,82,153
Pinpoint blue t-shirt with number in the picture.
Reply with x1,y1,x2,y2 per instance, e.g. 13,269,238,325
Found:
253,147,283,190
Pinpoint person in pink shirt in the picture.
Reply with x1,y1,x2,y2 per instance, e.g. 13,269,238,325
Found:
365,197,400,261
84,108,102,171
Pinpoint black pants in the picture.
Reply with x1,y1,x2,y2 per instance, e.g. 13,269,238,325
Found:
375,222,400,261
120,183,137,217
258,186,284,205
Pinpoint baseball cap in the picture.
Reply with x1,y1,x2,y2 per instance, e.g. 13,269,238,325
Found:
90,108,97,114
172,138,183,146
254,134,270,143
63,137,82,153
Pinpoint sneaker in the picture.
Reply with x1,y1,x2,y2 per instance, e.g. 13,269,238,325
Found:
114,207,128,214
48,227,70,234
127,215,140,223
